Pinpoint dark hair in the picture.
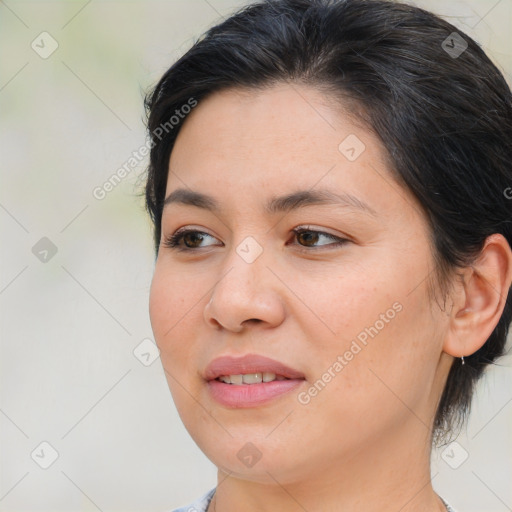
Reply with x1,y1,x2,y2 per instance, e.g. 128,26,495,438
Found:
143,0,512,444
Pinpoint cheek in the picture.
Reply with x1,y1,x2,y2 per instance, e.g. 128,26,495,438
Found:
282,251,408,353
149,262,202,369
149,263,209,421
292,248,442,418
149,259,206,335
307,281,442,433
149,265,177,344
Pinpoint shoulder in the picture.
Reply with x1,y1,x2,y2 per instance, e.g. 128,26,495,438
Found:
167,487,216,512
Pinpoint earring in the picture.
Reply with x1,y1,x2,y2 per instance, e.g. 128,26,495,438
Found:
461,356,465,365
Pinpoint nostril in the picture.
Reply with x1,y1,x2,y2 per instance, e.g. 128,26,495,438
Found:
245,318,262,324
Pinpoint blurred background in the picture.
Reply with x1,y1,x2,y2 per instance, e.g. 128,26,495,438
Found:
0,0,511,511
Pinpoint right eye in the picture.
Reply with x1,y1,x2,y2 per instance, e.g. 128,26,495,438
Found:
162,228,221,251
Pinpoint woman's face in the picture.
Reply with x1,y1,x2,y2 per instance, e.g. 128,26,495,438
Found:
149,84,452,484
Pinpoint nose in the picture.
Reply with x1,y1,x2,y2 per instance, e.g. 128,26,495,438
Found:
203,245,286,332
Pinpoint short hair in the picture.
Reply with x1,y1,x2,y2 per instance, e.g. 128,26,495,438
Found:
143,0,512,445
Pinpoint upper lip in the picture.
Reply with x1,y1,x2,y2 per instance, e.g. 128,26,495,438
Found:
204,354,305,381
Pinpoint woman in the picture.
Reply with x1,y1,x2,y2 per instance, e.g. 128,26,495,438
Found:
143,0,512,510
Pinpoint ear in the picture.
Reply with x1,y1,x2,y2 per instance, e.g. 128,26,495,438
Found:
443,234,512,359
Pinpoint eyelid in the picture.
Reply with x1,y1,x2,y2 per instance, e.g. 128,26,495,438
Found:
294,224,347,240
162,224,350,252
290,225,350,250
162,226,220,251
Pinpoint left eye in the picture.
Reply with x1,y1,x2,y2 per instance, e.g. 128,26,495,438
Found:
162,227,348,251
290,227,348,249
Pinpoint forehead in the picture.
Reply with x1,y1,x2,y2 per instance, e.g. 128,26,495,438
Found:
165,84,421,223
170,84,360,160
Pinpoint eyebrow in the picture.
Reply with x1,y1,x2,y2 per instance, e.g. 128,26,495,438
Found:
163,187,377,217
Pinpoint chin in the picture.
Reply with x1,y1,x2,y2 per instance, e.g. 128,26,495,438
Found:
191,431,312,484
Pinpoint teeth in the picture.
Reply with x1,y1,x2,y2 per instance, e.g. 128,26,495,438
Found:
217,372,290,385
242,373,262,384
230,374,244,385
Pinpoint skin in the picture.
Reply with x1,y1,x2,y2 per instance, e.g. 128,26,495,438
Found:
149,83,512,512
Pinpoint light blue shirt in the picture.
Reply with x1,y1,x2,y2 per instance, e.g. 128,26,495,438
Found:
170,487,215,512
170,488,457,511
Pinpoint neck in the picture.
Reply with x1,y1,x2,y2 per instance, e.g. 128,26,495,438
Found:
208,420,446,512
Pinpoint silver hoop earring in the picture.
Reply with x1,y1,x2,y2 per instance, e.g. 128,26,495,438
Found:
461,356,465,365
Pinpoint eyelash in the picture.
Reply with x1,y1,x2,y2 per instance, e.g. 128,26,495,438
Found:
162,226,349,253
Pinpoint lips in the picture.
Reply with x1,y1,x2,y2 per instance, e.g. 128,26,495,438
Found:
204,354,306,408
204,353,305,381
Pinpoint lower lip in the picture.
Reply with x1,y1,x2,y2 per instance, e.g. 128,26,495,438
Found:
207,379,304,408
